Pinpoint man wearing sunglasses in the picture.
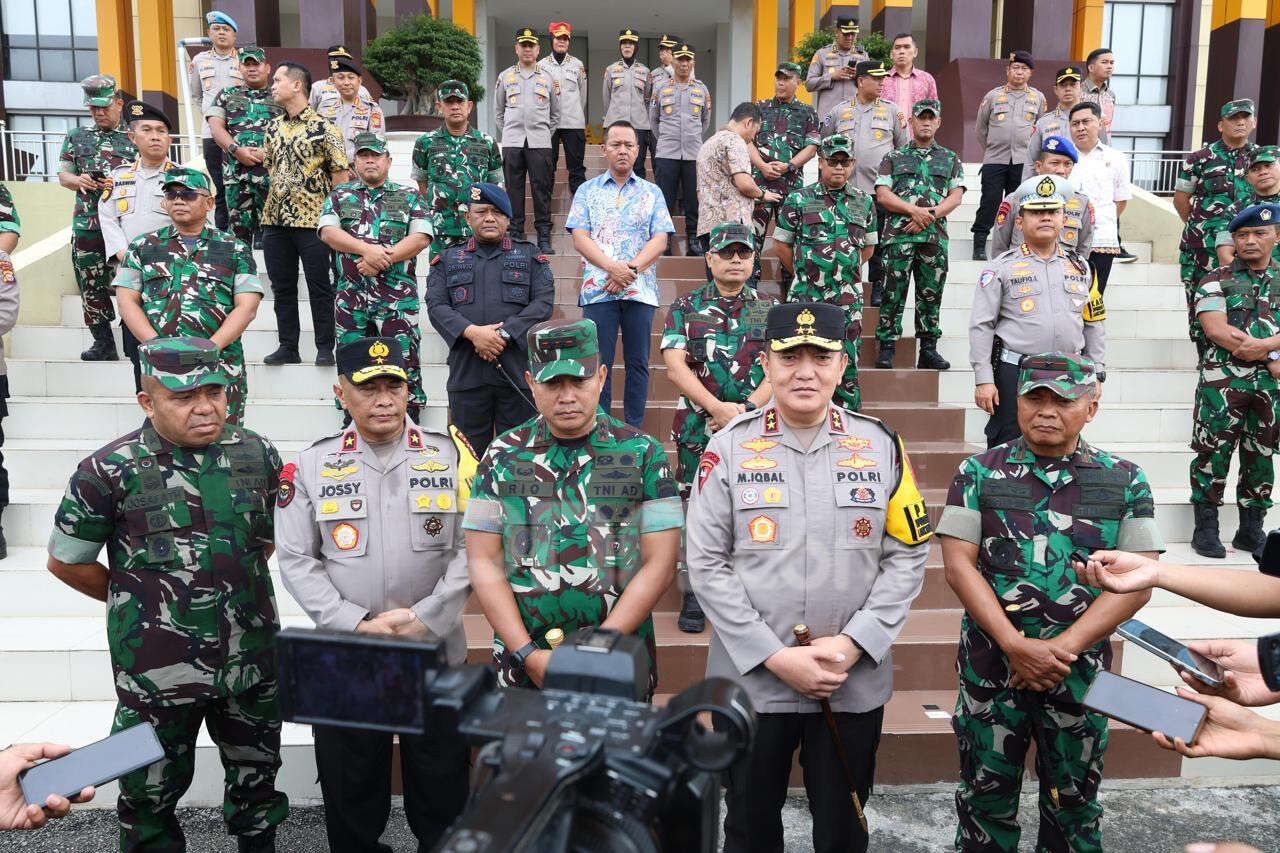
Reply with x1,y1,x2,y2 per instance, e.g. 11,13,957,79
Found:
661,222,775,632
114,167,263,425
772,135,875,411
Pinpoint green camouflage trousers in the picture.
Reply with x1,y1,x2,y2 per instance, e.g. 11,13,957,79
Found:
751,200,783,290
876,240,947,343
334,285,424,411
1180,246,1215,350
111,680,286,852
1190,371,1278,508
224,173,268,246
72,228,116,327
953,667,1108,853
837,310,862,412
222,354,248,427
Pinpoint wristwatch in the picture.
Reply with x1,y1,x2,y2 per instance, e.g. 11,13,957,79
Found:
227,142,240,155
509,641,538,673
497,327,512,342
785,163,797,176
745,402,758,412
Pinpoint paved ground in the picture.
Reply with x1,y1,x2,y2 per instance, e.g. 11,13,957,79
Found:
8,780,1279,851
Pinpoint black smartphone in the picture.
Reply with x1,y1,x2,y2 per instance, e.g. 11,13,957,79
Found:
275,627,443,735
1254,530,1280,577
1083,671,1207,744
18,723,164,806
1116,619,1225,687
1259,632,1280,692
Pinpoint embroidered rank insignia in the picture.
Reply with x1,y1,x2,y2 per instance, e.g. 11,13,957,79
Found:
853,517,873,538
748,515,777,543
741,455,778,471
837,454,878,470
837,436,872,451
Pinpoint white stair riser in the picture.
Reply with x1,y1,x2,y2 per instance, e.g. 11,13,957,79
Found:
940,369,1200,405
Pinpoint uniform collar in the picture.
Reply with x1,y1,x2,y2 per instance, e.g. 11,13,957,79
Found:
700,280,757,302
141,419,237,454
335,419,412,473
757,403,844,454
530,409,614,448
1018,242,1066,261
1006,436,1099,484
466,234,511,253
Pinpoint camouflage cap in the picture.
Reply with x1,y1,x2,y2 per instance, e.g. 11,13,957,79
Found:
527,319,600,382
437,79,470,100
820,134,854,158
707,223,753,252
81,74,119,107
912,98,941,117
162,166,212,193
1249,145,1278,167
775,61,804,78
1018,352,1097,399
238,45,266,63
1221,98,1255,118
140,338,228,391
352,132,387,154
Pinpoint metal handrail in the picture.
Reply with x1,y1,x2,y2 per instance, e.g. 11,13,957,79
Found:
1128,149,1193,196
0,125,187,182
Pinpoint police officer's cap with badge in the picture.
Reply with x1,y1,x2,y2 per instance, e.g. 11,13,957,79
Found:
1055,65,1083,84
619,28,641,44
672,43,696,60
337,336,409,386
765,302,845,352
1228,202,1280,233
467,182,513,218
853,59,889,80
81,74,120,108
1007,49,1034,69
1020,176,1067,211
835,16,859,35
124,100,173,131
515,27,540,45
659,34,681,49
330,53,362,76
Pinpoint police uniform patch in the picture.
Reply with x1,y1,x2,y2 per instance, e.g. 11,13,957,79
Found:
276,463,296,507
436,494,453,510
321,500,339,514
741,455,778,471
740,437,778,453
332,522,359,550
322,460,359,480
763,487,783,504
425,516,444,536
696,451,720,493
851,487,876,504
416,495,432,509
1020,297,1035,312
853,517,873,538
740,487,760,505
979,270,995,288
748,515,777,543
837,436,872,451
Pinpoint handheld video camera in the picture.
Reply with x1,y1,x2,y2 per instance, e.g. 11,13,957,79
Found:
274,627,756,853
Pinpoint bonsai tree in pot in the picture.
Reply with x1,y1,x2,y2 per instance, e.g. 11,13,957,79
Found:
363,13,484,127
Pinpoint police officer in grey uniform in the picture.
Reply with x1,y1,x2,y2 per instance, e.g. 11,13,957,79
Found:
1022,65,1084,179
648,34,682,102
603,29,652,179
805,17,869,122
540,21,588,195
970,178,1107,448
275,336,473,852
313,52,385,162
100,101,179,393
188,10,242,231
425,183,555,456
650,43,713,255
972,50,1047,260
993,169,1095,258
687,301,931,853
309,45,373,110
496,27,561,255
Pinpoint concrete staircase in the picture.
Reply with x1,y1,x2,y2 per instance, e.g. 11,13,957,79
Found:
3,139,1279,809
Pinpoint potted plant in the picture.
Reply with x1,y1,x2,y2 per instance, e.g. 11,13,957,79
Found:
363,13,485,132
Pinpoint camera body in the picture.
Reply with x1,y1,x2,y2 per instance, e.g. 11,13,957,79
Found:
275,627,755,853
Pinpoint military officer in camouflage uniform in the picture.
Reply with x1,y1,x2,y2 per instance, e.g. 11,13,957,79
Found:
1174,98,1258,353
938,351,1163,853
1187,203,1280,559
995,138,1095,258
602,29,652,179
772,135,876,411
319,134,432,422
188,11,243,231
662,223,775,632
873,99,966,371
411,80,504,258
750,61,819,291
972,51,1047,260
462,318,683,694
57,75,136,361
0,184,19,254
1215,145,1279,267
207,45,282,245
969,179,1107,448
804,17,869,122
314,51,385,162
276,337,473,851
46,337,287,853
115,167,262,426
687,301,932,853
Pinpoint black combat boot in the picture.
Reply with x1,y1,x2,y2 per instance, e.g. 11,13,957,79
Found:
236,829,275,853
916,337,951,370
1232,505,1266,553
537,232,555,255
869,281,883,307
972,241,987,261
677,591,705,633
263,346,301,365
80,323,119,361
1191,503,1226,558
874,341,895,369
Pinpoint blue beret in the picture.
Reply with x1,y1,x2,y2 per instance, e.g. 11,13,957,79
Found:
467,182,512,218
1228,202,1280,233
205,11,238,31
1040,134,1078,163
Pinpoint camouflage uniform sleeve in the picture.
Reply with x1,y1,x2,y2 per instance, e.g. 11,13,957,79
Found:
1173,155,1196,194
48,460,115,564
409,134,430,183
803,108,820,147
935,456,983,543
205,87,229,121
58,132,77,174
316,190,342,232
232,239,263,295
948,152,966,191
408,190,432,236
772,190,802,245
1193,275,1227,315
638,438,683,533
112,237,148,292
0,186,20,234
861,192,879,247
1117,464,1164,553
486,136,504,183
873,152,895,189
659,298,689,351
461,446,505,533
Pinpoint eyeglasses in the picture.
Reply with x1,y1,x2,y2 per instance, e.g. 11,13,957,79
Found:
163,189,205,201
714,246,753,260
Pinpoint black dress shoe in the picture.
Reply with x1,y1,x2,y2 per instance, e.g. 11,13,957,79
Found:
677,592,705,633
263,347,301,365
972,243,987,261
315,350,336,367
869,282,882,307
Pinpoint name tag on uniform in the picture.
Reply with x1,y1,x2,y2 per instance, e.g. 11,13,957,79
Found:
589,466,642,500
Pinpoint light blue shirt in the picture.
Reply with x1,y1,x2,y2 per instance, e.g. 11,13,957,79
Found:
565,171,675,307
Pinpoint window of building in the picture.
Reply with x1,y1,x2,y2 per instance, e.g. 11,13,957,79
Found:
1,0,99,83
1100,1,1173,106
4,112,89,181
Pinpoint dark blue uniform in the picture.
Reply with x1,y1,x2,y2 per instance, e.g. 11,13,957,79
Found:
426,234,555,453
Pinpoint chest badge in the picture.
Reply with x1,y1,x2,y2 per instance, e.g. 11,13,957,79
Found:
332,522,359,551
412,453,450,473
853,517,873,538
836,436,871,451
322,460,359,480
740,437,778,453
424,517,444,537
321,500,339,514
763,487,783,504
741,455,778,471
1020,297,1036,313
740,487,760,505
748,515,778,543
851,487,876,504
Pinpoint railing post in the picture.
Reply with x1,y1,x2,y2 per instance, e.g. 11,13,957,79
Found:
0,120,9,182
